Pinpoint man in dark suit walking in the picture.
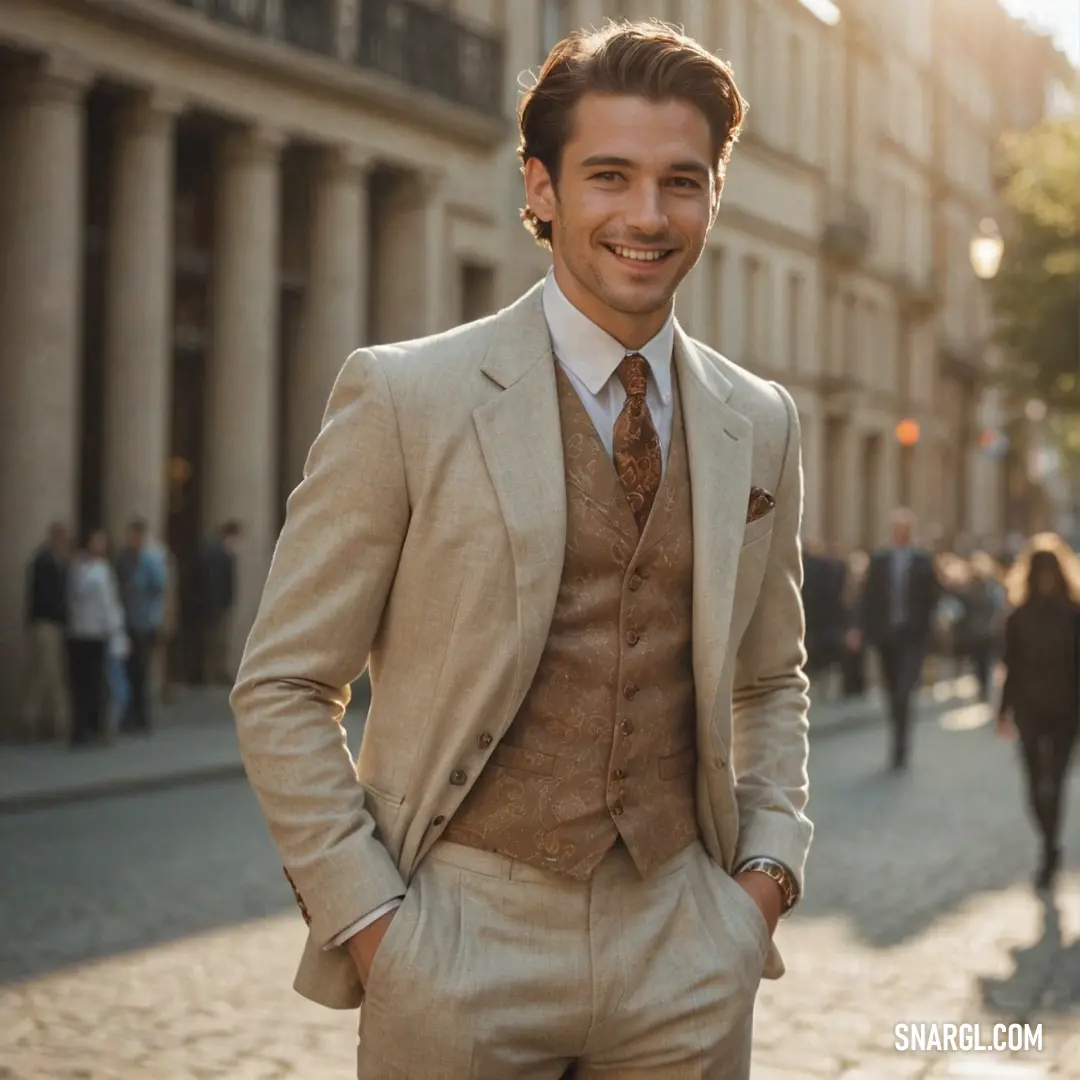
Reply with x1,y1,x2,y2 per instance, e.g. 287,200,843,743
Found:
854,508,941,771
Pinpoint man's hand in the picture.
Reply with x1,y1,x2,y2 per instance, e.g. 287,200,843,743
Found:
344,908,397,987
735,870,784,937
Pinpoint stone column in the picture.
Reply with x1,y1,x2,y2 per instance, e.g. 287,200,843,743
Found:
102,91,182,540
204,126,284,671
418,169,449,336
0,55,91,724
285,144,373,494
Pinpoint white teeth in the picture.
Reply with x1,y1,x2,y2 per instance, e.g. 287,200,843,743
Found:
611,245,667,262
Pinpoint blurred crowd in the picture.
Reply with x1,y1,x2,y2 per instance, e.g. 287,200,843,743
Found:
17,518,243,748
803,536,1010,709
804,515,1080,889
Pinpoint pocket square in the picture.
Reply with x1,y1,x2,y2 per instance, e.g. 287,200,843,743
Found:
746,486,775,524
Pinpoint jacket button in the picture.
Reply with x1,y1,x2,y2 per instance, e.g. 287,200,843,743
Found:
611,799,624,815
622,682,638,700
628,573,643,591
620,718,634,735
625,629,639,646
477,732,493,749
613,767,627,780
432,815,446,826
449,769,467,785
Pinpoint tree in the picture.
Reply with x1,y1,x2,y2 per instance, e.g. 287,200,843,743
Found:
992,119,1080,411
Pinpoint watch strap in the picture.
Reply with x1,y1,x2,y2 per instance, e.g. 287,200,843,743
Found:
735,857,799,914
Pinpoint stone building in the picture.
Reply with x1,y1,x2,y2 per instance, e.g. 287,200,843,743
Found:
0,0,514,714
0,0,1068,723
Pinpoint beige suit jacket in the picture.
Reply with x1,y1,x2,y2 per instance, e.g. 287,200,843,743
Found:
230,281,813,1009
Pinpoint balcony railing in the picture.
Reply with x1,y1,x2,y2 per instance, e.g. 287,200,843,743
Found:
821,189,872,267
356,0,503,117
168,0,504,118
896,268,940,317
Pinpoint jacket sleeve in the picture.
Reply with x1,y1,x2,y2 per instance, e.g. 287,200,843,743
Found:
230,349,411,947
731,383,813,897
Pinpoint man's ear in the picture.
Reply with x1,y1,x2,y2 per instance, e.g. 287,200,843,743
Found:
524,156,557,228
710,171,725,226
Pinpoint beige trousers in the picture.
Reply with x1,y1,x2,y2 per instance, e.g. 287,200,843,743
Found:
356,838,768,1080
19,620,70,740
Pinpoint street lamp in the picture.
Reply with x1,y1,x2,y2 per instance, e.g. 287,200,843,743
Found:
969,217,1004,281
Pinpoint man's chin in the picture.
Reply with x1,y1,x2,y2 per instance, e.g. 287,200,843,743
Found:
600,284,677,317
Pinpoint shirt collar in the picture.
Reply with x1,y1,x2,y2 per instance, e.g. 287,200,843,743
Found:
541,269,674,403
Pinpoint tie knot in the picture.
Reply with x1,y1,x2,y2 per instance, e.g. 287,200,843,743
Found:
617,353,649,399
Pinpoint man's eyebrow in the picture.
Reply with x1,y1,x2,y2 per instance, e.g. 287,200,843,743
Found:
578,154,711,178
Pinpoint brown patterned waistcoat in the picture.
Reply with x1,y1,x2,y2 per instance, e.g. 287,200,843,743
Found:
443,364,699,879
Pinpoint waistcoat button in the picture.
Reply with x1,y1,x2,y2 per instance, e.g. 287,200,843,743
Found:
628,573,643,591
449,769,467,785
477,732,493,749
432,815,446,826
620,718,634,735
613,767,627,780
622,682,638,700
625,629,639,646
611,799,624,815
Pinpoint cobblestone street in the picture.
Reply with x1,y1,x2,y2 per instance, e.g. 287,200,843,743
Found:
2,698,1079,1079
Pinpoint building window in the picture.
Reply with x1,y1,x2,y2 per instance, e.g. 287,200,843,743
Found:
843,293,857,379
742,254,763,364
461,262,496,323
786,271,802,371
539,0,569,60
787,33,803,156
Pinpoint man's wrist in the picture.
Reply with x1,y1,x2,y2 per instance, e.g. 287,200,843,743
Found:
734,857,799,914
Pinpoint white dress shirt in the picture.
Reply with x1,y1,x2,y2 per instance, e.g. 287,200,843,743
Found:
326,270,678,950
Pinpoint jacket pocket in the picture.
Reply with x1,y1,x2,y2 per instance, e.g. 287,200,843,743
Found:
492,742,556,777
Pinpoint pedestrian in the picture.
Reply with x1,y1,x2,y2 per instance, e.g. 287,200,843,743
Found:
114,518,168,733
997,534,1080,890
66,528,125,748
961,550,1006,702
105,627,132,738
232,20,811,1080
18,521,72,741
193,520,242,685
854,507,941,771
840,548,870,698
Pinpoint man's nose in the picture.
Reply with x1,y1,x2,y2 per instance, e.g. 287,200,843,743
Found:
624,181,668,235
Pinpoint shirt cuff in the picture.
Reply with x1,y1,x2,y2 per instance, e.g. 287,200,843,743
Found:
323,896,404,950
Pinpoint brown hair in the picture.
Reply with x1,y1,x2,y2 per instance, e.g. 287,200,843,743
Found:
518,19,747,248
1004,532,1080,607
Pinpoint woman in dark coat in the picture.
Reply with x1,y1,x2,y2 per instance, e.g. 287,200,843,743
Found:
998,535,1080,889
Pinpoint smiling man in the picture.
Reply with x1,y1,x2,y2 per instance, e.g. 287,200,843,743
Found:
232,19,812,1080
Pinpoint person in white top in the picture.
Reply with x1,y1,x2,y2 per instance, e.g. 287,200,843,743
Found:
66,528,125,747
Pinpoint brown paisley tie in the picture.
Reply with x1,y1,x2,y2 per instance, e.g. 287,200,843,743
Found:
613,353,662,532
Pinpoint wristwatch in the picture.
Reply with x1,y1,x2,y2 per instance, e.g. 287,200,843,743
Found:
735,857,799,915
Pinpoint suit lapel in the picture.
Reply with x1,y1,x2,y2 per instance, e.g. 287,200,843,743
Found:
673,324,753,727
473,283,567,720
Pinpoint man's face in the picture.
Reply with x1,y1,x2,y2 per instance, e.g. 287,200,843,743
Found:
524,93,717,346
88,531,108,558
890,521,912,548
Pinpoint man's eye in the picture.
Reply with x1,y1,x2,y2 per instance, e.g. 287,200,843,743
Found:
590,172,622,181
671,177,702,189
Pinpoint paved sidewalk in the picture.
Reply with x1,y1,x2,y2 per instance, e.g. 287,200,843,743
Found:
0,675,978,813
